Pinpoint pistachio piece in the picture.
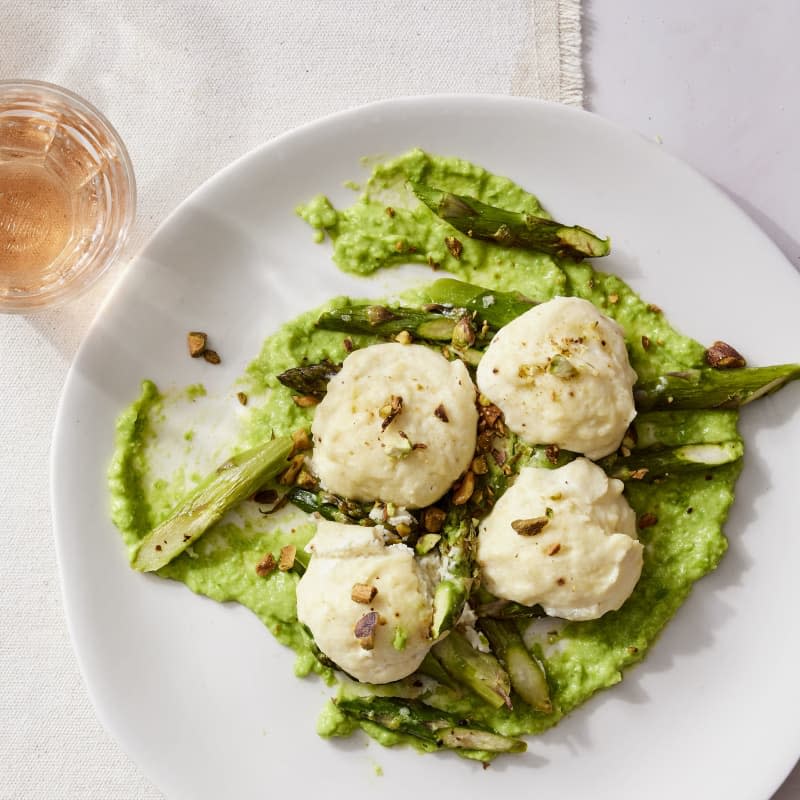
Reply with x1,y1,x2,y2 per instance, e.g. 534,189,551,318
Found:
255,553,276,576
292,395,319,408
366,305,397,326
705,340,746,369
278,545,296,571
444,235,463,259
379,395,404,431
279,454,305,485
415,533,442,555
351,583,378,604
187,331,207,357
354,611,380,650
451,316,476,349
291,428,312,454
421,506,446,533
511,517,549,536
294,469,317,489
471,455,488,475
452,470,475,506
549,354,577,378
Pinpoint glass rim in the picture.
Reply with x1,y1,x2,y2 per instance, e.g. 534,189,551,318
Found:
0,79,137,313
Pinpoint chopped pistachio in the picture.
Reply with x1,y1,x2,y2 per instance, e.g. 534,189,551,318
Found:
421,506,446,533
351,583,378,604
451,316,476,348
278,545,296,571
384,431,414,459
279,454,305,485
394,330,413,345
517,363,538,380
366,305,397,325
471,455,488,475
392,627,408,651
291,428,312,454
255,553,276,576
187,331,207,357
292,395,319,407
295,469,317,489
379,395,403,431
452,471,475,505
415,533,442,555
203,349,221,365
444,235,463,259
546,543,561,556
354,611,380,650
511,517,549,536
705,340,746,369
549,354,577,378
236,391,248,406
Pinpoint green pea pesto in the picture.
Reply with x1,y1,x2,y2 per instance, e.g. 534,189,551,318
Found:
109,150,743,759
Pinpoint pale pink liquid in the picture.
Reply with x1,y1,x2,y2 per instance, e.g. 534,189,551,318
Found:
0,82,134,310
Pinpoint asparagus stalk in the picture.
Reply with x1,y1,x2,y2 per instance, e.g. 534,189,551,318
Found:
422,278,537,328
430,509,478,639
276,361,341,399
317,303,460,341
417,652,461,689
432,629,512,710
286,486,360,524
411,182,610,259
599,440,744,481
280,356,799,422
336,696,525,754
634,364,800,410
133,436,293,572
478,619,552,714
472,587,545,621
630,409,740,449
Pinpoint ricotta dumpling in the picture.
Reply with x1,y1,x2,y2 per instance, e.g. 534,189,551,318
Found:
312,342,478,508
295,520,434,683
477,458,643,621
476,296,637,460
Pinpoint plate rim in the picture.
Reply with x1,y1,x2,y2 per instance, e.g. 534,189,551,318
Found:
50,93,800,799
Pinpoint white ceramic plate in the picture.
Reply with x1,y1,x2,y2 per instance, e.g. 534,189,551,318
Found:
52,96,800,800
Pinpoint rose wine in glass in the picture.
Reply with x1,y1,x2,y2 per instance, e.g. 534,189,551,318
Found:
0,81,135,312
